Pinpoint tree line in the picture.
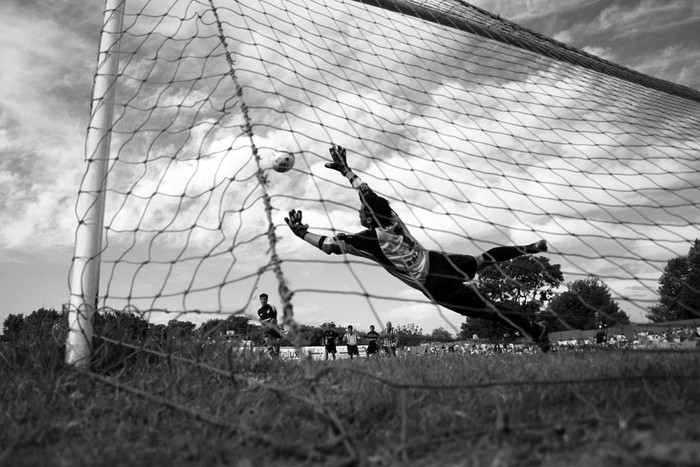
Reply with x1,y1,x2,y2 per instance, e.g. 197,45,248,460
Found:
1,308,450,352
460,239,700,339
3,239,699,346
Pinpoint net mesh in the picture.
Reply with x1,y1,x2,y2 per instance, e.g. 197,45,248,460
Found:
61,0,700,462
73,0,700,335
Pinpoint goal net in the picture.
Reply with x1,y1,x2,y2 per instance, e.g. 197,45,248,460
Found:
67,0,700,362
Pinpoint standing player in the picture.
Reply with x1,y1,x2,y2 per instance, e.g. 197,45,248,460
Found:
365,325,380,357
257,293,280,357
343,325,360,359
285,144,551,351
381,321,398,357
594,312,608,344
322,324,338,360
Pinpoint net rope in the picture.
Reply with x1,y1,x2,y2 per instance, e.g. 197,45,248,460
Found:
65,0,700,461
74,0,700,332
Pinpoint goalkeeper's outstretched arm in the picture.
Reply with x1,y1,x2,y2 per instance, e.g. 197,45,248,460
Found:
283,145,356,254
284,209,344,255
283,143,394,254
325,143,367,189
326,143,381,206
326,144,393,228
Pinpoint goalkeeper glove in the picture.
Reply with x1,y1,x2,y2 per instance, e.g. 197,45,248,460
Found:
285,209,308,238
325,144,350,176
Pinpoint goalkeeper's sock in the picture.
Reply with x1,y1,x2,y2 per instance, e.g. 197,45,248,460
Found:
524,240,548,253
482,243,538,262
487,241,548,260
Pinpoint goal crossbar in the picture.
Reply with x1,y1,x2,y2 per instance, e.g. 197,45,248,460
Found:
353,0,700,104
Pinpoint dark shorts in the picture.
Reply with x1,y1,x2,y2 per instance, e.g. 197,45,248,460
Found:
427,250,477,282
424,250,489,317
325,343,336,354
367,341,378,354
424,251,535,336
265,328,281,340
347,344,359,356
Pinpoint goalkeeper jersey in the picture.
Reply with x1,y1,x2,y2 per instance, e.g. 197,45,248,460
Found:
316,190,430,288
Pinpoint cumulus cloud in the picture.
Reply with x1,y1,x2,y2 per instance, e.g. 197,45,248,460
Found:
0,2,98,251
3,0,699,328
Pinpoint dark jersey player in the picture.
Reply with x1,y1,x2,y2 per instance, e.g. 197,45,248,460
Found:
365,325,380,357
285,144,551,351
322,326,338,360
257,293,281,357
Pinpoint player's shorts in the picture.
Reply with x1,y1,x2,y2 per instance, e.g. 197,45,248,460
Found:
325,342,337,354
423,251,538,337
427,250,477,282
367,341,378,354
265,328,281,339
423,250,493,318
347,344,359,356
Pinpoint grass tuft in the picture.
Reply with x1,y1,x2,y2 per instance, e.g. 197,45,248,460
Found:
2,337,699,466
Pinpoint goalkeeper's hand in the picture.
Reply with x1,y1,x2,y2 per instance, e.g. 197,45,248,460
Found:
285,209,308,238
325,144,350,176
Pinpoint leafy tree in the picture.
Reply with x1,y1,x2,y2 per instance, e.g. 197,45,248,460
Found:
1,309,66,368
24,308,62,333
430,327,452,342
2,313,26,343
304,326,325,346
166,319,196,339
293,324,323,346
647,239,700,322
545,277,629,331
151,324,167,343
94,310,150,343
460,255,564,340
199,319,228,339
225,315,252,336
477,255,563,306
90,310,157,370
195,315,254,341
2,308,64,344
394,323,427,347
461,318,513,341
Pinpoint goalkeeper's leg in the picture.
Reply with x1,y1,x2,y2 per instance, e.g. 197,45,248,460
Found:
425,274,549,349
442,295,544,341
476,240,547,272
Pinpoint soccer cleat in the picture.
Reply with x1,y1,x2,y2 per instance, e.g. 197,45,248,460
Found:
523,240,548,254
533,240,548,252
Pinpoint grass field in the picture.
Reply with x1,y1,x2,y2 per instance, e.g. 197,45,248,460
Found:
2,337,700,467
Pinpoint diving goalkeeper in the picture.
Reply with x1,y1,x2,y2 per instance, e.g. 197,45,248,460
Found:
285,144,551,351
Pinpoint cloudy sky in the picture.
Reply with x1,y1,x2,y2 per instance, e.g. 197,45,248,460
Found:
1,0,699,336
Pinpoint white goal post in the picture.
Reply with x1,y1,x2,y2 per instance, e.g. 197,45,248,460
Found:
66,0,125,366
66,0,700,366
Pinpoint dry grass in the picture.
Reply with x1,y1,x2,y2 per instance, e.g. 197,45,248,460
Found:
2,337,700,467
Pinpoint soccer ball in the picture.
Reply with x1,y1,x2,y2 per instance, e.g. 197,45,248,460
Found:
271,149,295,173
